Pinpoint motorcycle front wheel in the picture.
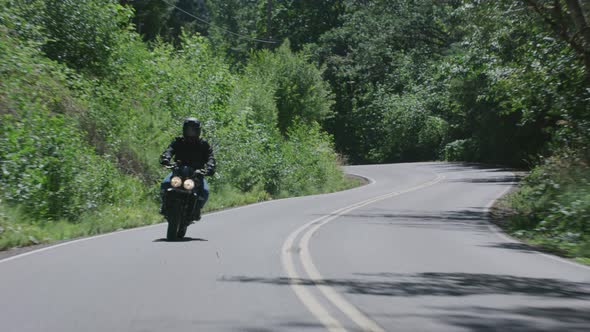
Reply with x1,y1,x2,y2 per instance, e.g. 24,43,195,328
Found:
166,207,181,241
177,225,187,239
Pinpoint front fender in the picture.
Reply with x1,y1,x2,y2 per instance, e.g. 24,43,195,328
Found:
165,188,198,224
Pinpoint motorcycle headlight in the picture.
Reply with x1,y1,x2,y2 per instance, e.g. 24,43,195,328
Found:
171,176,182,188
183,179,195,190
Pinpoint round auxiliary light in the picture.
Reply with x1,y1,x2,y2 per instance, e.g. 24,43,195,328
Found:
183,179,195,190
170,176,182,188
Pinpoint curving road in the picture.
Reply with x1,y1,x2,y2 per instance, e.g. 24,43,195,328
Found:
1,162,589,332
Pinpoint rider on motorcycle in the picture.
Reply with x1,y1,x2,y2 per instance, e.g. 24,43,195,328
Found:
159,117,215,221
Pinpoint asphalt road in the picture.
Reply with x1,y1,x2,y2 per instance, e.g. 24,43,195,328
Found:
1,162,589,332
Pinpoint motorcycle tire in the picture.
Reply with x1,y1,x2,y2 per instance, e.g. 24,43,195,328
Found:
177,225,187,239
166,210,180,241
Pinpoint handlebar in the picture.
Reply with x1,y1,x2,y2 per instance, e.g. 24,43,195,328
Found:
164,162,207,176
194,169,206,176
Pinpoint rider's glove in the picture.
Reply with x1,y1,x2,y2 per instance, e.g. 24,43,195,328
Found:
160,158,171,166
193,169,205,177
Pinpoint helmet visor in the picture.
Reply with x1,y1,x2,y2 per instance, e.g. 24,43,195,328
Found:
184,126,200,138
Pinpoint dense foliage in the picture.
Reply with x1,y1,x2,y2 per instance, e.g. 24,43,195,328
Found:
0,0,350,249
1,0,588,256
128,0,587,164
120,0,590,260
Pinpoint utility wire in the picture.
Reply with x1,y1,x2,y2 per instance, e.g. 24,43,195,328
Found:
169,3,277,44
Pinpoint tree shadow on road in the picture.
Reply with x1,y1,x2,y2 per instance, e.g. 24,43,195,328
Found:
330,209,493,233
423,162,518,173
418,163,523,185
428,305,590,332
448,176,518,185
479,242,540,253
221,272,590,299
374,305,590,332
222,271,590,330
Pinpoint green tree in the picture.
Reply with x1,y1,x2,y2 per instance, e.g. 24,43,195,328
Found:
315,0,460,162
263,0,345,51
205,0,262,61
244,41,334,133
120,0,175,41
165,0,210,43
43,0,132,76
436,1,588,165
524,0,590,82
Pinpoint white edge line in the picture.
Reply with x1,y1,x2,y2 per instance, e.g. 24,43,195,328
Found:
484,173,590,272
345,172,377,185
0,170,376,264
0,224,163,264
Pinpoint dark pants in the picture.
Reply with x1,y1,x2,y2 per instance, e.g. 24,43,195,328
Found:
160,172,209,210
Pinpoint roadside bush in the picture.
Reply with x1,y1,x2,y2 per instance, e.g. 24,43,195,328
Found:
443,139,480,162
0,111,148,221
227,61,278,128
512,151,589,230
504,147,590,259
244,40,334,134
213,119,277,192
371,92,449,162
280,120,348,196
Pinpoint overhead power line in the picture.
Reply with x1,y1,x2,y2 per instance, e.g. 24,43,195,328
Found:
169,3,277,44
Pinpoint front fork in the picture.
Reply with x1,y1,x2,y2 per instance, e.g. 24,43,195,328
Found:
163,189,202,223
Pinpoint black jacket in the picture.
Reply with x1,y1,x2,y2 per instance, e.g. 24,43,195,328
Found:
160,137,216,175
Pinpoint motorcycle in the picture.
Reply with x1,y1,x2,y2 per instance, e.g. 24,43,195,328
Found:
163,163,205,240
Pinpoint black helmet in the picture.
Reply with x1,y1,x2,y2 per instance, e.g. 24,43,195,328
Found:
183,117,201,139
